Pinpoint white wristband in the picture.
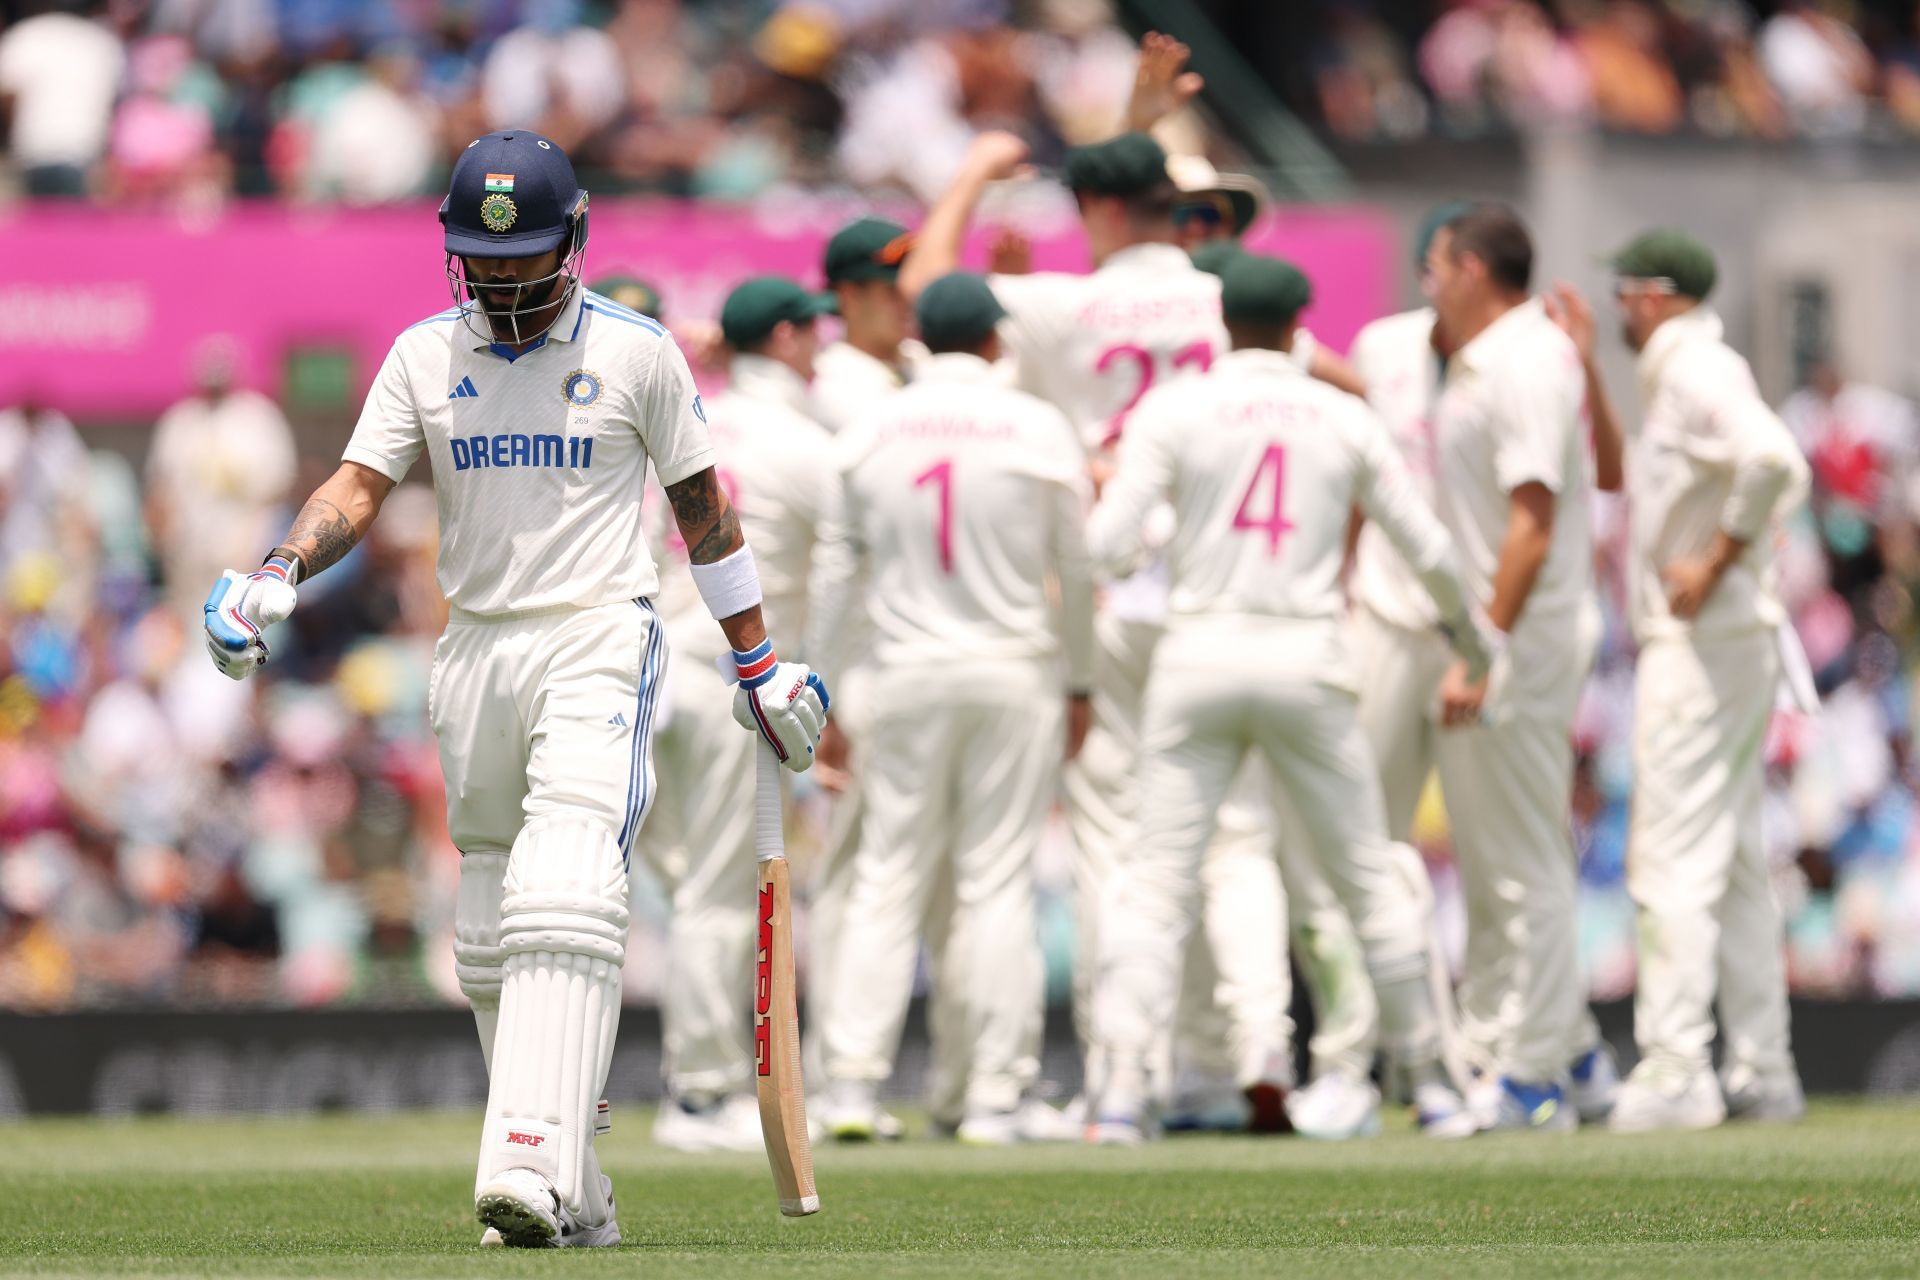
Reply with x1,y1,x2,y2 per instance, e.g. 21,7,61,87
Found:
689,543,763,620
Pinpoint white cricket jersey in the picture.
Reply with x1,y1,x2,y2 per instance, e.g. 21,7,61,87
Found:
343,287,714,618
1431,298,1594,633
1628,307,1809,643
1349,307,1446,630
809,338,926,435
652,355,835,662
808,352,1094,687
991,242,1229,453
1088,348,1466,684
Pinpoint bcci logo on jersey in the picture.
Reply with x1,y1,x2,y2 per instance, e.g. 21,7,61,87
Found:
449,432,595,471
562,369,603,407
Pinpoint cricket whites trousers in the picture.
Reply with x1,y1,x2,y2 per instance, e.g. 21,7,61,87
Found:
1433,606,1602,1084
439,597,666,1224
821,656,1057,1115
639,632,757,1101
1096,620,1431,1093
1628,627,1795,1082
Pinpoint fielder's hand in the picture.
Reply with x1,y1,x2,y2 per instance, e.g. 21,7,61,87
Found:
730,641,830,772
202,564,298,680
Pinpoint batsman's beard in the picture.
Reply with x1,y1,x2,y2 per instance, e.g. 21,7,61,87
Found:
446,252,583,347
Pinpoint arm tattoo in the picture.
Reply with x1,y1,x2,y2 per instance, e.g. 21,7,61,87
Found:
284,496,360,577
667,468,745,564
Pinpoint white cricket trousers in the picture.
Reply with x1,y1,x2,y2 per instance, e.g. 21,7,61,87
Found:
639,641,756,1100
822,657,1057,1114
1628,629,1795,1080
806,665,968,1124
1098,622,1427,1082
439,597,663,1226
1433,613,1599,1083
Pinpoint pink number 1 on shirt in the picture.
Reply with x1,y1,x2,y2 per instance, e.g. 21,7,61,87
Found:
914,458,955,574
1232,444,1294,556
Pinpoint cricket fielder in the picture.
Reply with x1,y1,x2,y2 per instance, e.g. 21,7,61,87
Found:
1563,232,1808,1131
641,276,837,1153
900,131,1251,1101
1085,256,1494,1143
804,216,934,1142
1422,204,1607,1131
200,132,828,1246
808,272,1095,1144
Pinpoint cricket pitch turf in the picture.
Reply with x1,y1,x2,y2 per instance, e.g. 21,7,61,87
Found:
3,1100,1915,1278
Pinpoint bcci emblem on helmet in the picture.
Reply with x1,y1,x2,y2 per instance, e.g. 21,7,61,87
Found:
562,369,603,407
479,193,517,233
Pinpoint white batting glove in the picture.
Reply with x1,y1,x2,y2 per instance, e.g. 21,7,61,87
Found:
728,641,830,772
203,562,298,680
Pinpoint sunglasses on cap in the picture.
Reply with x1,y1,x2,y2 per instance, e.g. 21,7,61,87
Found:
1173,200,1229,229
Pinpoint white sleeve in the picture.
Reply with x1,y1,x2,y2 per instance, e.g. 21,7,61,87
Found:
1489,350,1582,496
342,343,426,482
1352,402,1472,629
1697,368,1809,542
990,272,1076,375
640,336,717,487
1086,390,1176,579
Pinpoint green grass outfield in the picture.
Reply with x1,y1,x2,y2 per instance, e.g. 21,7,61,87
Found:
4,1102,1917,1279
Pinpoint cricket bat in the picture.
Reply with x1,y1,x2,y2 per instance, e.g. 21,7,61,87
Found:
755,744,820,1217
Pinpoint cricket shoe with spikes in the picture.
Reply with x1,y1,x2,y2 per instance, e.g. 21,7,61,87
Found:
480,1173,620,1249
1609,1061,1725,1134
1721,1064,1806,1125
958,1100,1081,1146
821,1079,881,1143
1084,1076,1158,1146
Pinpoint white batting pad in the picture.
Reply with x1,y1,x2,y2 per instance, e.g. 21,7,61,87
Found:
478,814,629,1223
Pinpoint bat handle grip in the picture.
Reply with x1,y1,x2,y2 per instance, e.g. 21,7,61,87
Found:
755,743,783,863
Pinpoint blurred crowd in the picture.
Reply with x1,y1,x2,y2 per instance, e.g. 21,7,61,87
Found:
6,325,1920,1010
8,0,1920,214
1311,0,1920,142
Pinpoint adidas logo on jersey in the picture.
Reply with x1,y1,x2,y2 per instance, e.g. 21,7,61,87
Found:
608,712,628,727
448,376,480,399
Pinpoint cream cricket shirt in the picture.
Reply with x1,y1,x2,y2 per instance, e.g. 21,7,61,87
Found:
343,287,715,617
1089,348,1461,687
809,352,1094,688
1628,307,1808,643
991,243,1230,453
1431,298,1594,634
652,354,835,663
1349,306,1446,631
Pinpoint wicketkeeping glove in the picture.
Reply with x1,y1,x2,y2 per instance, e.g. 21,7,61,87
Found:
203,562,299,680
729,640,830,772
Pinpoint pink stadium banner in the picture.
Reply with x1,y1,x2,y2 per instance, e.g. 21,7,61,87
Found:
0,201,1394,420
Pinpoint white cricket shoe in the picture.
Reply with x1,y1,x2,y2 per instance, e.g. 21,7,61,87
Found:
654,1093,765,1153
1722,1065,1806,1125
1412,1080,1479,1140
480,1173,621,1248
1163,1072,1251,1133
1013,1097,1082,1143
1610,1062,1726,1133
476,1168,560,1248
1286,1070,1381,1140
821,1080,880,1142
1568,1044,1620,1124
1084,1078,1157,1146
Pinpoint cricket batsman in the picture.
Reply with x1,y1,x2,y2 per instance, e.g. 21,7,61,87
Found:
200,131,828,1245
1084,255,1495,1142
808,272,1094,1143
1552,232,1808,1131
641,276,838,1153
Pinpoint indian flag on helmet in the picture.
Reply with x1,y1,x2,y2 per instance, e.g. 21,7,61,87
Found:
484,173,515,193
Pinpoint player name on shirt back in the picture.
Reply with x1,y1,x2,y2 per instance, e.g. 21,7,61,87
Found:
875,415,1016,444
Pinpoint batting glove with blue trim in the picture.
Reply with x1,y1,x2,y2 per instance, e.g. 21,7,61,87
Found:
203,563,298,680
728,640,830,773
